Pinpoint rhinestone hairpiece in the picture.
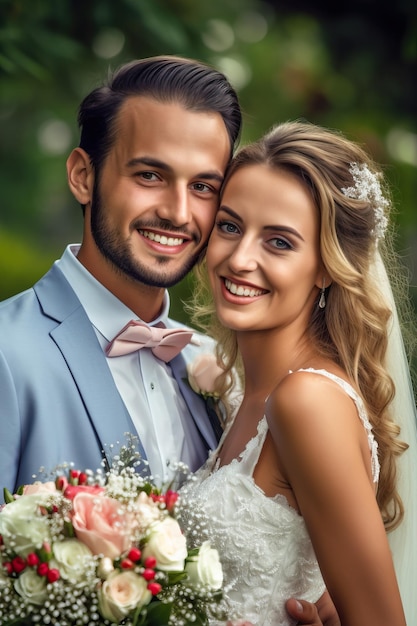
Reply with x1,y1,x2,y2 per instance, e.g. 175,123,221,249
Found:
341,162,389,241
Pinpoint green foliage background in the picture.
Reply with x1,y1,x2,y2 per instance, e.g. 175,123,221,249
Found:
1,0,416,323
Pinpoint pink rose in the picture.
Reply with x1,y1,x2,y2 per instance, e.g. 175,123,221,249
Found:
64,484,105,500
22,482,58,496
186,353,225,397
70,493,134,559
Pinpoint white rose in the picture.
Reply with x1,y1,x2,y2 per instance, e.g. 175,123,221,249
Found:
185,541,223,590
52,538,94,581
0,495,51,556
142,517,187,571
187,353,225,397
134,491,162,531
99,570,152,622
13,568,48,605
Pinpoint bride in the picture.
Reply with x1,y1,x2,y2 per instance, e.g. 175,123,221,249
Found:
179,121,416,625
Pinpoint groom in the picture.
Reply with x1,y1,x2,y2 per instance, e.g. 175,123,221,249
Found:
0,56,338,626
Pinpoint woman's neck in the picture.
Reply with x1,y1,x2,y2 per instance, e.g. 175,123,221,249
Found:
237,326,318,400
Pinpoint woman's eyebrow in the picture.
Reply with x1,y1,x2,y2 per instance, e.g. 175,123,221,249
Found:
218,205,304,241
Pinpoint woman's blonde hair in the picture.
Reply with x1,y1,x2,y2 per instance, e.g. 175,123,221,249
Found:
191,120,414,531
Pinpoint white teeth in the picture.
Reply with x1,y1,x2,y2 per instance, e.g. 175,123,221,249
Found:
224,279,265,297
140,230,184,246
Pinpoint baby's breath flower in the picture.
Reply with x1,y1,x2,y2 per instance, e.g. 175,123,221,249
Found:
0,435,224,626
341,162,389,241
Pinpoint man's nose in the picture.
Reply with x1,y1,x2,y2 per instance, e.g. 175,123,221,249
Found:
157,185,191,227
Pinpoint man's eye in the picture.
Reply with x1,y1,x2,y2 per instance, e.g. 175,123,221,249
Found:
192,182,213,193
139,172,159,181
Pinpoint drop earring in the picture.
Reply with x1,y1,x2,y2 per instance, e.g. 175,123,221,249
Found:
318,278,326,309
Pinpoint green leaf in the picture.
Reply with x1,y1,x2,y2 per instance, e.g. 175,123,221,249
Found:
63,519,75,537
134,601,173,626
3,487,14,503
167,570,187,584
187,547,200,558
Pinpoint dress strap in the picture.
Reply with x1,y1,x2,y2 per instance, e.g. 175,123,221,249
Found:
294,368,380,483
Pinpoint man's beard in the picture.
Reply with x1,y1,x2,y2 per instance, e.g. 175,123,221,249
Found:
90,188,204,288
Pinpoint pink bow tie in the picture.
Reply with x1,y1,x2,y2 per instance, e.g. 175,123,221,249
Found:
106,320,193,362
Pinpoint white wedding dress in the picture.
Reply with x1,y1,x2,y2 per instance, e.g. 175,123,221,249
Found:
179,369,380,626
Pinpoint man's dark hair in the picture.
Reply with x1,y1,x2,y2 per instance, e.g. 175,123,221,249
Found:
78,55,242,175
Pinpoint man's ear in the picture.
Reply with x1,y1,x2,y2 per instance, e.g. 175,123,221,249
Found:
66,148,94,205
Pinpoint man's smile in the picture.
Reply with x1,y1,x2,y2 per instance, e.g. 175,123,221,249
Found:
139,229,186,247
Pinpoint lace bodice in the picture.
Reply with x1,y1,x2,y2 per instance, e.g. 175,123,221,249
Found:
179,369,380,625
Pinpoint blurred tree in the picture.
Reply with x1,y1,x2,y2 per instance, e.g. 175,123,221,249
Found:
0,0,416,317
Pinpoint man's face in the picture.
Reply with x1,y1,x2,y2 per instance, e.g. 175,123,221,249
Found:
87,96,231,288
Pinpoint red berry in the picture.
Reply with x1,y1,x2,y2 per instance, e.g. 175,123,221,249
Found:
27,553,40,567
120,558,134,569
147,582,162,595
12,556,26,573
47,568,60,583
142,568,155,581
37,562,49,576
78,472,88,485
165,490,179,512
55,476,67,491
128,547,141,562
3,562,13,575
144,556,157,569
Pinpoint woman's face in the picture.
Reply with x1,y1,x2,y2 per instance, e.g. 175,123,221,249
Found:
206,163,323,335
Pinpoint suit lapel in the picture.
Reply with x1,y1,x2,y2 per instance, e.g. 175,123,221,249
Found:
35,264,221,468
170,352,220,450
34,266,149,470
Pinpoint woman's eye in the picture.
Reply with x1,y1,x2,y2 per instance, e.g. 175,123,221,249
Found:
217,220,239,234
270,237,292,250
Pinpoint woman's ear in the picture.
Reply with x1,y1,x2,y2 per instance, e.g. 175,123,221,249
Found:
315,267,332,291
316,277,332,290
66,148,94,206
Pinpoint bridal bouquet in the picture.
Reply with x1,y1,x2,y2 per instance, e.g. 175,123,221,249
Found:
0,441,224,626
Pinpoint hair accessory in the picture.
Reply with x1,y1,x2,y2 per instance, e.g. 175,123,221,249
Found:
341,163,389,241
318,277,326,309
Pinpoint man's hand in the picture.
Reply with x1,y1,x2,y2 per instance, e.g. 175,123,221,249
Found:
286,591,341,626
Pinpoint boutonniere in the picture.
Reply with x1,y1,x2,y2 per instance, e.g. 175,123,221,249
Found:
186,353,225,400
186,353,229,440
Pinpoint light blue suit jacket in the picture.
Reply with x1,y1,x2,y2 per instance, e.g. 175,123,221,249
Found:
0,264,220,497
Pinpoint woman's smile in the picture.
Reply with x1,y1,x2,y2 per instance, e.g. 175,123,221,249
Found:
207,163,323,333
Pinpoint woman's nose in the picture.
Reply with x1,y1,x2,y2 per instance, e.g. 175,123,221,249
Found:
227,238,259,273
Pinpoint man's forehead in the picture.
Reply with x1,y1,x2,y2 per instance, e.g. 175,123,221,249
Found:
109,96,231,173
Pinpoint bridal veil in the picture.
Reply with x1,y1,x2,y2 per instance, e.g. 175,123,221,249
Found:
374,250,417,623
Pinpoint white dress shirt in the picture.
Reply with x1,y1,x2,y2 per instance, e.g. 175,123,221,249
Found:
57,244,195,485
